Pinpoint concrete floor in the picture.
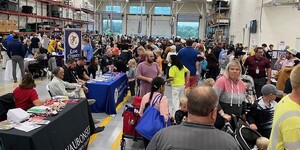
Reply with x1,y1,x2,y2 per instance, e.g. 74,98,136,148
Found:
0,62,180,150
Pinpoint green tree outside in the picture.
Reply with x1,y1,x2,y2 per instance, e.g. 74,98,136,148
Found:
177,22,199,38
101,20,199,38
103,20,122,35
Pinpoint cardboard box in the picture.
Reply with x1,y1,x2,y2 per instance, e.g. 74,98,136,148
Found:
7,20,17,31
0,20,8,32
0,20,18,32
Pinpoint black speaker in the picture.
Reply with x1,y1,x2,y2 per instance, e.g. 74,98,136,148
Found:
22,6,33,14
250,20,257,33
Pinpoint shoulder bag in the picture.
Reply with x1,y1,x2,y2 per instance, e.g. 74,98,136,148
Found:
135,94,170,140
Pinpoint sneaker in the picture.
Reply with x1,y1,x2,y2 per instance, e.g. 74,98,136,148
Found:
13,80,17,83
87,99,96,105
93,126,105,134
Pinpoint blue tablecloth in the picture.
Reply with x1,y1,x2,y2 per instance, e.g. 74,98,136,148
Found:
86,73,128,114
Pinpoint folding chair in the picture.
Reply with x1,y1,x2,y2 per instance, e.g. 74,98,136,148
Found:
46,84,53,97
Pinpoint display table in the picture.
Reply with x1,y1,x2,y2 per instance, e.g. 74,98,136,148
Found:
86,73,128,115
0,99,90,150
4,58,36,81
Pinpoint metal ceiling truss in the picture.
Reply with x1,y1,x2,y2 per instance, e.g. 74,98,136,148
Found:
270,0,300,8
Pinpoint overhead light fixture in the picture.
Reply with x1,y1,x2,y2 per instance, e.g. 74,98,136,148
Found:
207,0,212,2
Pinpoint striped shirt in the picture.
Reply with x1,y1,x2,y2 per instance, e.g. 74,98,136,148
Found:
213,76,246,116
247,97,276,129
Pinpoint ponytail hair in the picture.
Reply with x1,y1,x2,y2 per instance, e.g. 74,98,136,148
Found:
148,77,165,101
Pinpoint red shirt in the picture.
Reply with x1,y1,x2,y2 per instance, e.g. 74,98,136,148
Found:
13,87,39,110
244,56,271,78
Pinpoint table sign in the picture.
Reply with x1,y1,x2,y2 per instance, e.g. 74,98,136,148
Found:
64,29,82,64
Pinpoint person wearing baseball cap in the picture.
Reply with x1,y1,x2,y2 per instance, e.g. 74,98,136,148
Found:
261,84,282,96
281,49,299,69
246,84,279,138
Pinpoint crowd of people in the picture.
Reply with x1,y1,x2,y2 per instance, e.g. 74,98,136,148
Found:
1,31,300,149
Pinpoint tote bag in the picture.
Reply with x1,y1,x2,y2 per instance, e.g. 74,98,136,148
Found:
135,94,170,140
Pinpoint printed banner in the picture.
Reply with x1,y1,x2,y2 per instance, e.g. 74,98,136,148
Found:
64,29,82,64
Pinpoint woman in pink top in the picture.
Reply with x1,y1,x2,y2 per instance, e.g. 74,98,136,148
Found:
138,76,169,148
213,59,246,129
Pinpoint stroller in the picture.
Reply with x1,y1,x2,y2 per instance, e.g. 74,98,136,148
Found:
242,75,256,112
120,96,143,150
222,115,262,150
242,75,256,98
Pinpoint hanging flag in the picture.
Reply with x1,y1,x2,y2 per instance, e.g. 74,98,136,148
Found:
138,21,142,34
64,29,82,64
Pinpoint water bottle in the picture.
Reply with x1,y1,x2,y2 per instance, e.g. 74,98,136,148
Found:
90,73,93,80
108,66,111,73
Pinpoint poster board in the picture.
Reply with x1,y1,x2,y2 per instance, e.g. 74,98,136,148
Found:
64,29,82,64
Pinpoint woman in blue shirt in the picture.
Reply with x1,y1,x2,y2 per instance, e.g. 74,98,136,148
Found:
82,38,93,65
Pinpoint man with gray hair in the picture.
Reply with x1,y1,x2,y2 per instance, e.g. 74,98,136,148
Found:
48,67,85,98
48,67,104,133
147,86,240,150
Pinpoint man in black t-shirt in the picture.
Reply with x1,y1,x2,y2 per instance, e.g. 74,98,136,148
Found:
31,33,40,54
262,43,272,60
265,44,274,60
100,50,116,74
62,58,78,83
75,57,90,81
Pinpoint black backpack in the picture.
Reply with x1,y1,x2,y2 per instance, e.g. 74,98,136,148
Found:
0,93,15,121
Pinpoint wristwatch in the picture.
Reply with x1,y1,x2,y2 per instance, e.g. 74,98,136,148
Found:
220,112,225,117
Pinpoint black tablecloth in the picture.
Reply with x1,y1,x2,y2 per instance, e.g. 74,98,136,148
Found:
0,99,90,150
